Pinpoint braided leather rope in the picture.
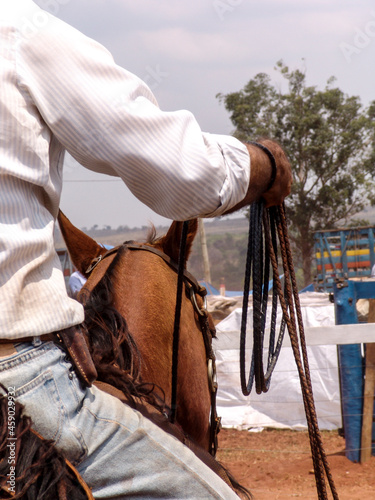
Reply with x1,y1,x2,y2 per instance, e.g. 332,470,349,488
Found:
240,201,339,500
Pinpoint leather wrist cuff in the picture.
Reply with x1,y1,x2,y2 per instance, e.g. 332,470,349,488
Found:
247,141,277,192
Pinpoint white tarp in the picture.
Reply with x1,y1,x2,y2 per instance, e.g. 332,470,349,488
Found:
213,292,342,430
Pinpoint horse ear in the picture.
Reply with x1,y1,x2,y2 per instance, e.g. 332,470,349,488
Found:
161,219,198,265
57,210,103,276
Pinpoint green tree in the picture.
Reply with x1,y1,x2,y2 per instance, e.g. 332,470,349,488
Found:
217,60,375,286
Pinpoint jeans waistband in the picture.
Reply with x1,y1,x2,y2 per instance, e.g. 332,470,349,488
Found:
0,333,55,345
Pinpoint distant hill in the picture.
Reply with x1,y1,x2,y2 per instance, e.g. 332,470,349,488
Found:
55,215,249,249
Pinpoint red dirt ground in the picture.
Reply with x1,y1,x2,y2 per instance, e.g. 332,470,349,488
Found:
217,428,375,500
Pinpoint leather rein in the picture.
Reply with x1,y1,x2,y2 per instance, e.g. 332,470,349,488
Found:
85,240,221,457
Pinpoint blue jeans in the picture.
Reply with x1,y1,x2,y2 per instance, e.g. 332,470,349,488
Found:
0,340,238,499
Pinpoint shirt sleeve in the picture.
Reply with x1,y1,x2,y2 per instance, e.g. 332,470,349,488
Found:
15,5,250,221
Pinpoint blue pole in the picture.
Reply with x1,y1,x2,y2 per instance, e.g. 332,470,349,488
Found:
334,280,363,462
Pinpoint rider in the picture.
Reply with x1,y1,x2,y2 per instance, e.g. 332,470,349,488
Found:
0,1,292,498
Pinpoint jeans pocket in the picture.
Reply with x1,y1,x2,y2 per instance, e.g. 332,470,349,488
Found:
15,369,63,443
15,368,86,464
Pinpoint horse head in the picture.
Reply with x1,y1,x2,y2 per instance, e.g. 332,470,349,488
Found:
57,211,214,451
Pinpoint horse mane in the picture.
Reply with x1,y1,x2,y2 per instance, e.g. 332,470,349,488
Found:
80,245,167,412
146,224,158,244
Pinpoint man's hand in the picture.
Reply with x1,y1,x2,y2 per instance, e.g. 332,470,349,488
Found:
256,139,292,207
224,138,292,214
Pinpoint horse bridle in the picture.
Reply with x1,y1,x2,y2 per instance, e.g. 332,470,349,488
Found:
86,241,209,318
85,240,221,457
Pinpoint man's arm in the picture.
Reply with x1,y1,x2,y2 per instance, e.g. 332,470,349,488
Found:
16,4,291,220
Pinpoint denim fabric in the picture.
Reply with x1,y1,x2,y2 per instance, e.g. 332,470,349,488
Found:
0,341,238,499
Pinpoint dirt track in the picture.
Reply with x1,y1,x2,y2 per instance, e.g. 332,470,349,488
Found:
218,428,375,500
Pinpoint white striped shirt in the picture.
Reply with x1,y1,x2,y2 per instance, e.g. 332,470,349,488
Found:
0,0,250,338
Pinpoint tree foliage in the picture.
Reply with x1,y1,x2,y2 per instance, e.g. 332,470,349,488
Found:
217,60,375,285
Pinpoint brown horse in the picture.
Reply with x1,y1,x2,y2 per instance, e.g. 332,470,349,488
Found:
1,214,250,499
58,211,218,453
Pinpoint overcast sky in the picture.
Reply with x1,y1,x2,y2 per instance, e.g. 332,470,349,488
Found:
34,0,375,230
